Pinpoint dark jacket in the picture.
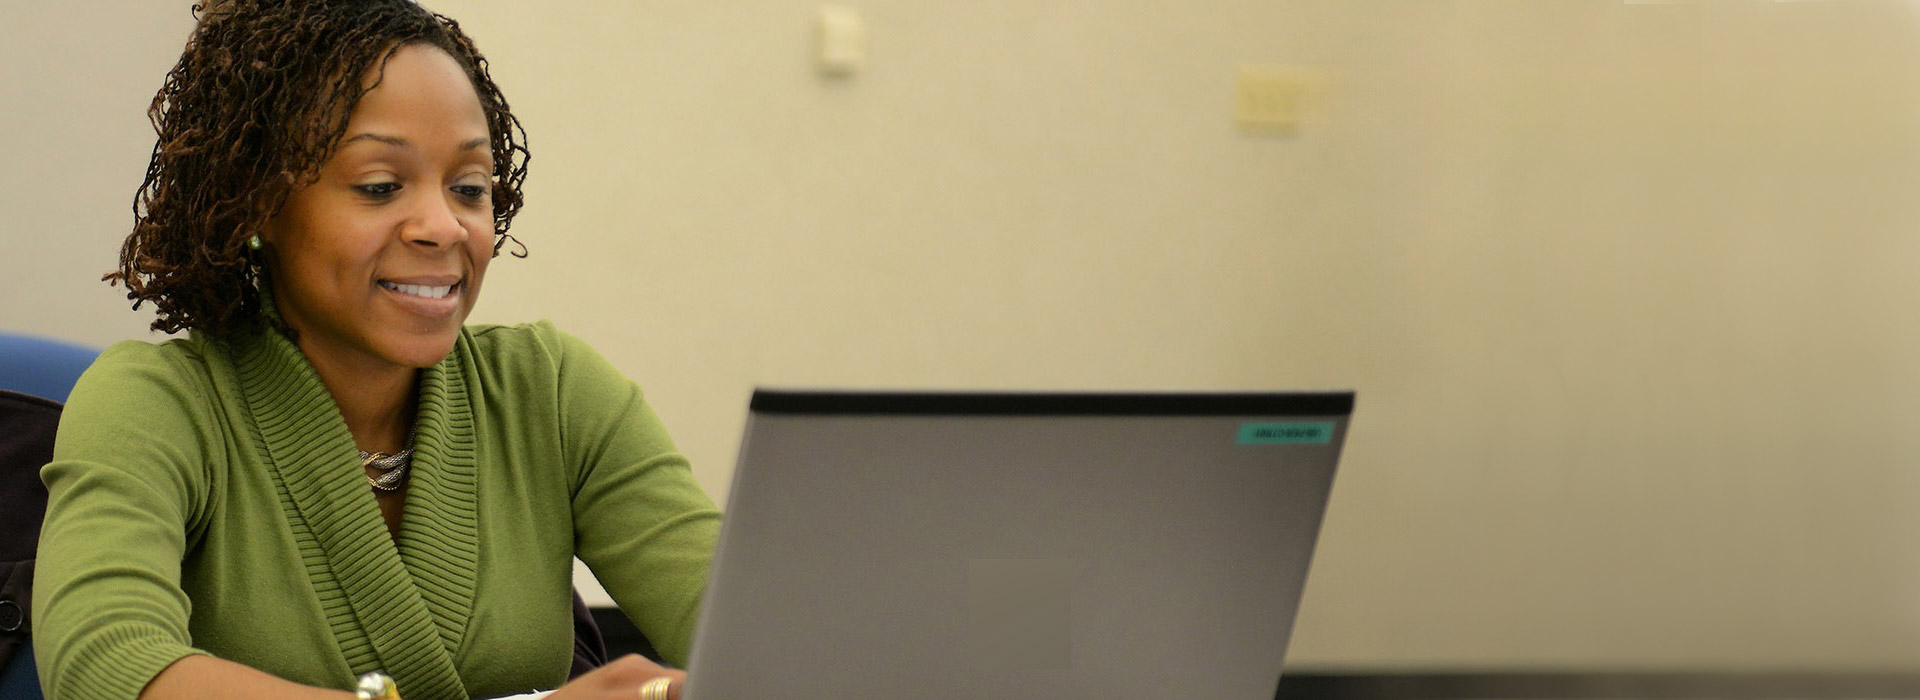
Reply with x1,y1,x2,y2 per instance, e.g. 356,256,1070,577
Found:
0,390,59,670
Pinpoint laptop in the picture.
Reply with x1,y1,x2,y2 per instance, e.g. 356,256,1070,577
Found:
681,390,1354,700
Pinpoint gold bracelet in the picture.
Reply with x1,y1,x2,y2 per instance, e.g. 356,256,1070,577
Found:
355,672,400,700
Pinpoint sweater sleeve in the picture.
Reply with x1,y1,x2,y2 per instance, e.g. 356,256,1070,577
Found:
34,342,214,699
547,328,721,668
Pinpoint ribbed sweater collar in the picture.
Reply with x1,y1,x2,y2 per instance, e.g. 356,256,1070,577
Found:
224,302,479,699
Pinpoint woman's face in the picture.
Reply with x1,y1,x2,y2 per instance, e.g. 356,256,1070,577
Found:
264,43,495,373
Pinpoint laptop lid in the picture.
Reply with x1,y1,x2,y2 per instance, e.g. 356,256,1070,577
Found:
683,390,1354,700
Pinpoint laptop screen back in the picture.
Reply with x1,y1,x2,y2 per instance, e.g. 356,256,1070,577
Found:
683,391,1354,700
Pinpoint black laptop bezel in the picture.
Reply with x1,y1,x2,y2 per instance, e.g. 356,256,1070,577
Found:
749,389,1355,417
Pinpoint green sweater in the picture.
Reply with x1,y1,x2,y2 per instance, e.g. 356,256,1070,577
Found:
34,320,721,699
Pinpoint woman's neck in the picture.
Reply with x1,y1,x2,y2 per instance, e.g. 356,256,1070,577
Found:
299,341,419,454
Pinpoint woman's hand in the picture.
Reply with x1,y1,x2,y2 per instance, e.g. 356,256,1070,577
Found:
545,654,686,700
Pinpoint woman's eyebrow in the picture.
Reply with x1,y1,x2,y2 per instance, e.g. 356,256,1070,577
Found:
341,132,409,148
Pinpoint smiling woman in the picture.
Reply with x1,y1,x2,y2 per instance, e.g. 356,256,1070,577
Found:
32,2,717,700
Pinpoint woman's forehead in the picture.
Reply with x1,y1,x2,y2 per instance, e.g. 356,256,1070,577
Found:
342,45,488,140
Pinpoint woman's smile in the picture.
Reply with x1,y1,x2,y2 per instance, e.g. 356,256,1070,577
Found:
378,277,465,318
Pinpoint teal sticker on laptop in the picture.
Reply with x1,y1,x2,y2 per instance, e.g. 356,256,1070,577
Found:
1237,422,1335,445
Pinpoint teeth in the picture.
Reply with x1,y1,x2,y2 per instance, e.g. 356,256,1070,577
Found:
379,281,455,299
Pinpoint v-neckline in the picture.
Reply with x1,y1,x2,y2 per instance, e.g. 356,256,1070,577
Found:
228,318,480,697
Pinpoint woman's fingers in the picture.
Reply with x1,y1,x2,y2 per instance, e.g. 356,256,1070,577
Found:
545,654,686,700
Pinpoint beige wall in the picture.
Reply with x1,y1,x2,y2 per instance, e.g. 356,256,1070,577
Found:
7,0,1918,672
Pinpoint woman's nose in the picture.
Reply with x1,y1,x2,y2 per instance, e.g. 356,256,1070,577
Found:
404,191,470,247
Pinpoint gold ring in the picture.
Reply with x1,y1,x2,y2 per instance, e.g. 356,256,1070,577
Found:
637,676,674,700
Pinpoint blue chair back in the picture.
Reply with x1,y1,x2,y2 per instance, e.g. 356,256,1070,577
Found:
0,334,100,404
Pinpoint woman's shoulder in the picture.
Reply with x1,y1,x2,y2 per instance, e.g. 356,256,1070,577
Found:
458,321,631,393
79,334,229,399
58,334,232,463
461,320,604,366
463,318,563,345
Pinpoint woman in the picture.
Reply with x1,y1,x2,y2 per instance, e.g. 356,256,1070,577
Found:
32,1,720,698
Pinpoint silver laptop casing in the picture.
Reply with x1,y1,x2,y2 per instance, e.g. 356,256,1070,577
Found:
683,391,1353,700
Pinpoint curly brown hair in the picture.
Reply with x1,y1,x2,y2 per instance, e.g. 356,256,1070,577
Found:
107,0,530,334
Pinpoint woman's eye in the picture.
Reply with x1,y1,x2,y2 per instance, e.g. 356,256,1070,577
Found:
356,182,401,198
452,184,489,201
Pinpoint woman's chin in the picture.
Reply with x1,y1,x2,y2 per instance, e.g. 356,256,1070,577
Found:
388,334,461,370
